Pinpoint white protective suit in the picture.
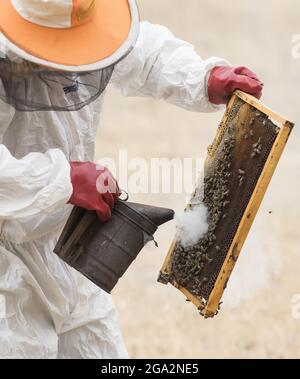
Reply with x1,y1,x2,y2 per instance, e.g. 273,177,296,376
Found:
0,22,227,358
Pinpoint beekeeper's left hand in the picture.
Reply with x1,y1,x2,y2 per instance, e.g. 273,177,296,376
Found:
207,66,263,105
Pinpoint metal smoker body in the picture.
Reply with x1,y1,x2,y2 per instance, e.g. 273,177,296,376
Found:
55,201,174,293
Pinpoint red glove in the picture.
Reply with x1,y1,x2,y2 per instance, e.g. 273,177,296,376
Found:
208,66,263,105
69,162,119,223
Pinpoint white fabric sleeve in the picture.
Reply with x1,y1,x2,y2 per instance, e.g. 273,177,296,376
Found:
0,145,73,219
111,21,231,113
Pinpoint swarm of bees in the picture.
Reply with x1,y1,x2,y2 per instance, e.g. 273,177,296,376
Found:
170,130,236,298
170,109,271,299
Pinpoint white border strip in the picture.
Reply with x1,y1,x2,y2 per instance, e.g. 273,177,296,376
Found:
3,0,140,72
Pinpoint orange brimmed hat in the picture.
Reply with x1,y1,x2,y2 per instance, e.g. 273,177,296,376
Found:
0,0,139,71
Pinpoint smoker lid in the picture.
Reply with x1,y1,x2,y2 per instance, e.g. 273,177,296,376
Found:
114,201,174,236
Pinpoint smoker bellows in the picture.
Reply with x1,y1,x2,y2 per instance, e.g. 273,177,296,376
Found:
158,90,294,318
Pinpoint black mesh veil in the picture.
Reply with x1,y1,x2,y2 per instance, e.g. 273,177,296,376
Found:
0,57,115,112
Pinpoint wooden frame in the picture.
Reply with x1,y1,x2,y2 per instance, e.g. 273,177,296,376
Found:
158,90,294,318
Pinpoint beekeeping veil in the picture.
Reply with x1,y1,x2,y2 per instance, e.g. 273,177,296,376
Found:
0,36,114,112
0,0,139,112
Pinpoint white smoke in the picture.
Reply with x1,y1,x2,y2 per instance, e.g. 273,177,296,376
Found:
176,203,209,249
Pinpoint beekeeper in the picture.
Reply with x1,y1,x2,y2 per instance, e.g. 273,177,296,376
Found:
0,0,263,359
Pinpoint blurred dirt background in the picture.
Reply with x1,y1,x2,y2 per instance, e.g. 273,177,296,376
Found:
97,0,300,358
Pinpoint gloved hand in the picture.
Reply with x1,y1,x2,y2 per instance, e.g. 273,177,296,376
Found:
69,162,120,222
208,66,263,105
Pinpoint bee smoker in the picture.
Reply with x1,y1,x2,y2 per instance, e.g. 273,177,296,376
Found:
54,201,174,293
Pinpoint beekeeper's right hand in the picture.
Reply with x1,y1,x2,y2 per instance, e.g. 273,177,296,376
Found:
69,162,120,222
